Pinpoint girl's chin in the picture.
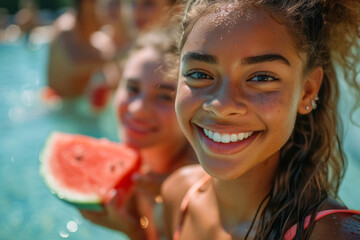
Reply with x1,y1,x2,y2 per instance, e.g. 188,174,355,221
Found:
124,138,162,150
199,158,244,179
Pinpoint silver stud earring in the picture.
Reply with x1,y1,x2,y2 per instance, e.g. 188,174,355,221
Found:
306,105,310,110
311,99,317,110
315,95,319,101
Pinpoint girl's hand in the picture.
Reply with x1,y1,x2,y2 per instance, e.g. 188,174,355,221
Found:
79,189,146,240
132,172,168,197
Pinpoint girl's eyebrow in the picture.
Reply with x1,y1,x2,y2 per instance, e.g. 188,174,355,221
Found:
126,78,140,83
156,84,176,91
182,51,290,67
182,51,218,64
241,54,291,66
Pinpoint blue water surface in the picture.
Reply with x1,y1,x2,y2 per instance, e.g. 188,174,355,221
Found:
0,40,359,240
0,40,127,240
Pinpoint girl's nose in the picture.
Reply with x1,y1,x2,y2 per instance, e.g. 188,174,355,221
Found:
202,82,248,117
128,96,152,116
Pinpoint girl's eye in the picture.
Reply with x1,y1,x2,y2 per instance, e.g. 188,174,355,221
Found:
248,74,279,82
126,84,139,94
157,93,174,102
184,71,213,81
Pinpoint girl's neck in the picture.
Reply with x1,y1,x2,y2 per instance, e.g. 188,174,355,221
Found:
140,141,191,174
212,152,279,232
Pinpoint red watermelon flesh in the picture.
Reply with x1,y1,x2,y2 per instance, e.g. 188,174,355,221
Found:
40,132,141,211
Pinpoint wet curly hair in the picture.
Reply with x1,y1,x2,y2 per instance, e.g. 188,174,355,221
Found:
177,0,360,239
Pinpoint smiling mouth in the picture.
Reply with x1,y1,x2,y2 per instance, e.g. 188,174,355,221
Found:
124,118,156,134
202,128,254,143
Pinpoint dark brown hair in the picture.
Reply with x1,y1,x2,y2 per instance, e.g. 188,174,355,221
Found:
178,0,360,239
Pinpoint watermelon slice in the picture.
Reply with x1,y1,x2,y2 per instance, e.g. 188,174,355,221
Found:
40,132,141,211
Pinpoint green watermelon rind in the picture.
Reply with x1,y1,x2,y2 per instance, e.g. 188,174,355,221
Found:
39,132,104,211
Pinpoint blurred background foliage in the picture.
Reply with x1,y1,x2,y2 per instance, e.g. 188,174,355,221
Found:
1,0,73,14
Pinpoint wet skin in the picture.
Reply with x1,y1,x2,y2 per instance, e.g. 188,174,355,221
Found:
114,47,186,151
176,6,321,180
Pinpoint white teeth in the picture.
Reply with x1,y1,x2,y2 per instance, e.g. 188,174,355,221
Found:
203,128,254,143
221,134,230,143
209,130,214,139
230,134,238,142
203,128,208,136
213,132,221,142
238,133,244,140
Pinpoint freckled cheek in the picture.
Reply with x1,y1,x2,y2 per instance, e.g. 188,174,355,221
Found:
250,92,298,132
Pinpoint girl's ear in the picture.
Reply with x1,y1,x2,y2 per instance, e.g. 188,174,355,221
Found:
297,66,323,114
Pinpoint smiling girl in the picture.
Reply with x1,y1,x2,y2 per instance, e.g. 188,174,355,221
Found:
162,0,360,239
80,27,197,240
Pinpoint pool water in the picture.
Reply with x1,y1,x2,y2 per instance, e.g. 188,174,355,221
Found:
0,40,128,240
0,40,359,240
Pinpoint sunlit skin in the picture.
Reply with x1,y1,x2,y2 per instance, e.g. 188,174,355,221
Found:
132,0,172,31
114,47,188,172
176,7,321,181
82,46,193,240
166,6,323,239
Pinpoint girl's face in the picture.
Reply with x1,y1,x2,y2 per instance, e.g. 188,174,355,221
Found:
132,0,172,31
115,47,185,149
176,6,309,179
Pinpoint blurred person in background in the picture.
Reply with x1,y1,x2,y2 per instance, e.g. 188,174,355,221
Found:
131,0,177,33
101,0,132,53
14,0,38,39
79,24,197,240
46,0,129,112
0,0,39,43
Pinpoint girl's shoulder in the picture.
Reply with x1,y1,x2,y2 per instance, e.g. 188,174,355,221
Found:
308,198,360,240
161,164,206,206
161,164,207,237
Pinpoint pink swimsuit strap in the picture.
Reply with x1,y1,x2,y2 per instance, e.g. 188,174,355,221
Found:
172,177,360,240
173,174,211,240
284,209,360,240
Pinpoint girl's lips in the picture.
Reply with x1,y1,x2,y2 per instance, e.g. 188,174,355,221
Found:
123,118,156,136
196,125,260,155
